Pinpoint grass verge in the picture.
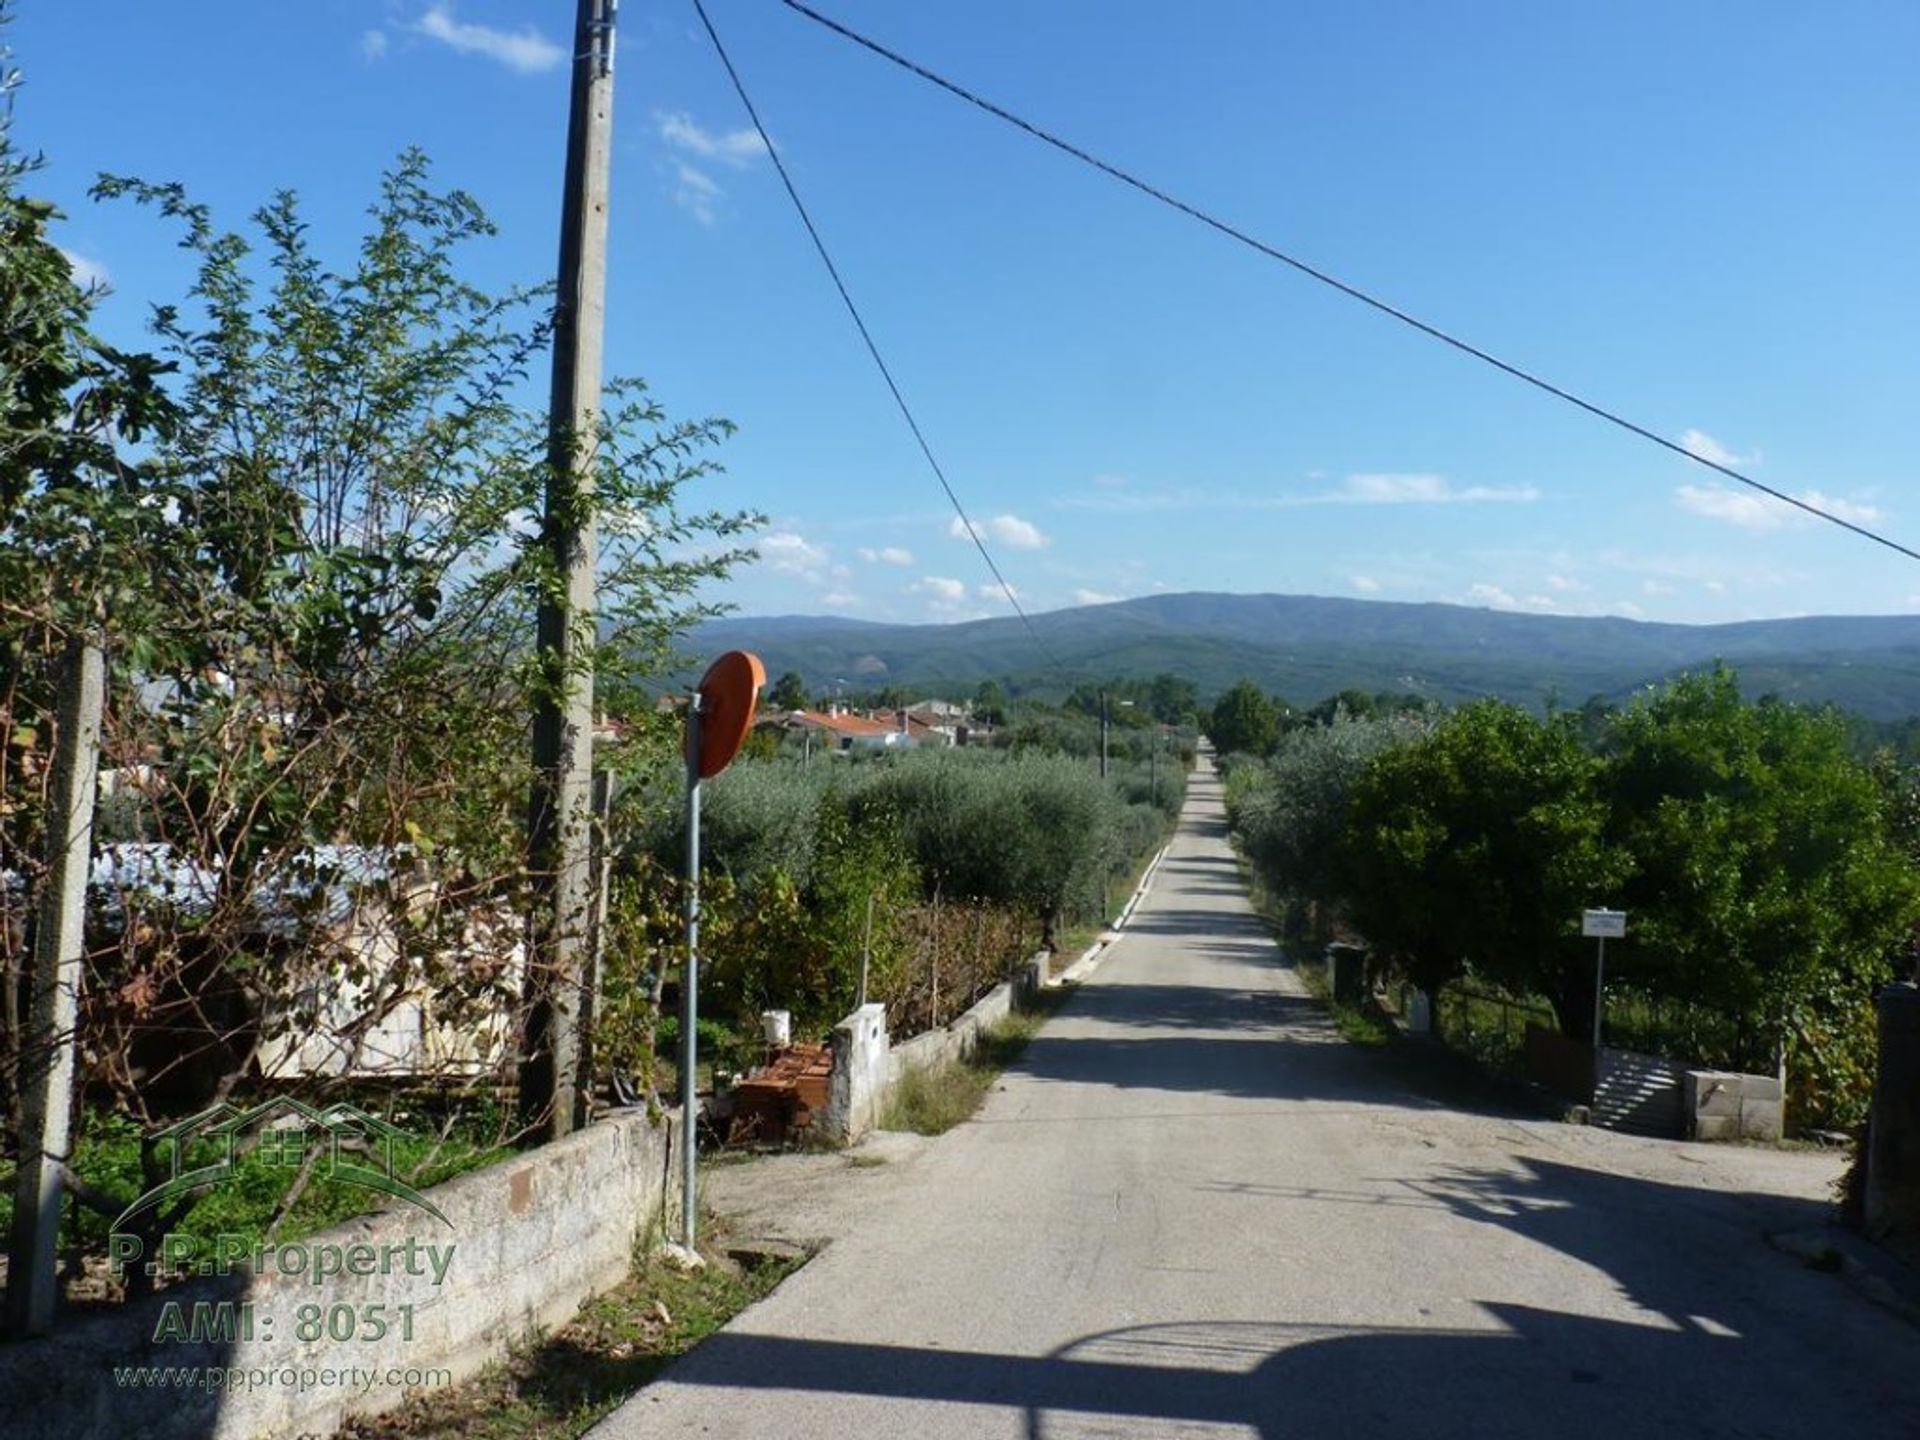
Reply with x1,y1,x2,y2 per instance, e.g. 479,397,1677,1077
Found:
1230,857,1393,1048
339,1230,803,1440
1286,945,1393,1047
1328,1001,1395,1047
1054,844,1165,968
880,999,1059,1136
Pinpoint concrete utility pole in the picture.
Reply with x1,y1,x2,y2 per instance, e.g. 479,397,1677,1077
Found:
523,0,617,1141
680,695,702,1250
6,636,104,1338
578,768,615,1109
1099,690,1109,780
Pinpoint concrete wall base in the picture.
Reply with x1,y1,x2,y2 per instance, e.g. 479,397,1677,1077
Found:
827,1003,889,1143
1685,1069,1784,1143
0,1107,674,1440
826,952,1049,1144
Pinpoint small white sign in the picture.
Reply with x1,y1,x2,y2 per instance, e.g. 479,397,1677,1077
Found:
1582,908,1627,939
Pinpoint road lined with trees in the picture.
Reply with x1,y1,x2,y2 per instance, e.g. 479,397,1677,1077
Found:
1216,668,1920,1132
593,754,1920,1440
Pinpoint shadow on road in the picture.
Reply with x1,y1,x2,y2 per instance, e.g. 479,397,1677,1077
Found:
1018,925,1538,1119
659,1156,1909,1437
623,762,1920,1437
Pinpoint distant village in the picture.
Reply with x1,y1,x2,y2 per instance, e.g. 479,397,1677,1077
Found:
625,694,996,756
756,697,993,752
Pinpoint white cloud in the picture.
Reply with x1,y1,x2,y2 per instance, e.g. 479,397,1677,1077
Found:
1345,473,1452,503
656,112,768,167
415,4,564,73
758,530,829,580
361,29,389,60
1448,567,1667,618
819,591,859,609
857,545,914,567
977,583,1020,604
1057,486,1211,515
671,162,722,226
1062,471,1538,515
1456,583,1561,614
1680,429,1752,469
1704,579,1728,594
1676,484,1885,532
1545,573,1582,593
1642,579,1675,596
1797,489,1886,526
1072,588,1122,606
913,576,966,603
1341,473,1539,505
58,248,109,290
948,513,1048,549
1676,485,1782,529
1465,583,1519,609
655,113,767,226
1090,473,1130,489
911,575,983,620
1348,575,1381,594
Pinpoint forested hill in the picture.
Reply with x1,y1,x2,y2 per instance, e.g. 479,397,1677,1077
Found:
690,592,1920,719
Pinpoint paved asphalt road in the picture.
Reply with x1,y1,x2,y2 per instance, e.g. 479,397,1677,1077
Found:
594,756,1920,1439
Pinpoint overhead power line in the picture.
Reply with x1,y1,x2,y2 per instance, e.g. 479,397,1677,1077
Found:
777,0,1920,567
689,0,1062,663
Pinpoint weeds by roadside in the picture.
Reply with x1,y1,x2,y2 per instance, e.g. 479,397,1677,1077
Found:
338,1228,804,1440
1054,847,1164,968
880,999,1060,1136
1288,945,1393,1046
1327,1000,1395,1047
1230,851,1393,1048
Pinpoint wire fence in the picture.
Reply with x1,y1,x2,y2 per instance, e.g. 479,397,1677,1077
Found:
1601,986,1773,1075
1429,986,1556,1078
1383,974,1768,1082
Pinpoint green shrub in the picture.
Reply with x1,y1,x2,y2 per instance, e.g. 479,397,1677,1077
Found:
610,741,1172,1052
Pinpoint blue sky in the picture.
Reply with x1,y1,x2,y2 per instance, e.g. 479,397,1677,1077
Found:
16,2,1920,626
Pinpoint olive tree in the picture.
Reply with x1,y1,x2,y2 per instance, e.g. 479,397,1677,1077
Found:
1207,679,1282,757
1606,670,1920,1104
1231,713,1423,936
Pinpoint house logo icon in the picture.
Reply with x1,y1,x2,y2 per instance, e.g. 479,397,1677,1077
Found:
112,1096,452,1235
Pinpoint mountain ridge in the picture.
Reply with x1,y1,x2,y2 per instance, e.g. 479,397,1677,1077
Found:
689,591,1920,718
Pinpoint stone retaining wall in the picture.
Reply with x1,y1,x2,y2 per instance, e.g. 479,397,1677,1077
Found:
0,1106,675,1440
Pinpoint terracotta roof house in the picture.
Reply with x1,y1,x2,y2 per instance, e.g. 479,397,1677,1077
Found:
765,707,917,751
